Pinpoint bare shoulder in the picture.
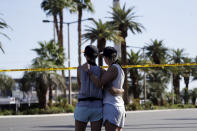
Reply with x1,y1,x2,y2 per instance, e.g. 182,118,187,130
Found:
78,63,88,71
108,64,118,72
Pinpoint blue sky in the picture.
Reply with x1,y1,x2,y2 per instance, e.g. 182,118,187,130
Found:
0,0,197,89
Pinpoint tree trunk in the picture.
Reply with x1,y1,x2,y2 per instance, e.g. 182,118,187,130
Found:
36,82,48,109
78,7,82,66
192,97,196,105
173,73,180,104
53,14,60,44
48,82,53,107
133,80,140,99
121,36,129,105
97,39,106,66
130,70,140,99
184,77,189,104
59,9,64,48
59,10,67,99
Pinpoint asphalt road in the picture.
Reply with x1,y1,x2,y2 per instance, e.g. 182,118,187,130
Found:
0,109,197,131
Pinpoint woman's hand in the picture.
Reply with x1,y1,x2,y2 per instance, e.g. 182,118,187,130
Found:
107,87,124,96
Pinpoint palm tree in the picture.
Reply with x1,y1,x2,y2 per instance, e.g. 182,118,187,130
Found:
144,39,170,105
182,57,192,104
127,50,143,99
22,67,66,108
73,0,94,66
190,88,197,105
0,15,10,53
41,1,75,94
146,70,169,105
32,40,65,66
170,48,185,104
33,40,66,103
83,19,122,66
21,40,66,108
109,5,144,104
41,0,74,47
145,39,168,64
0,73,15,97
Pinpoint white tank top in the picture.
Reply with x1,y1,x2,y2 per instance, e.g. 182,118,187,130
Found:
103,64,125,106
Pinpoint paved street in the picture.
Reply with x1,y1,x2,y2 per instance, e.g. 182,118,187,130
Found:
0,109,197,131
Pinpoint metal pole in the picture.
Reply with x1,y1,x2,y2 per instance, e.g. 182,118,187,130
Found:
67,23,72,105
43,18,93,105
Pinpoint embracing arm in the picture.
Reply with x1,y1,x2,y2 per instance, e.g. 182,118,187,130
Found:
104,83,124,96
107,87,124,96
87,65,124,96
77,67,81,89
87,65,118,88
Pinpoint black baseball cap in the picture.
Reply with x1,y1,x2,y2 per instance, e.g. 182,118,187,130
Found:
84,45,99,58
101,46,117,58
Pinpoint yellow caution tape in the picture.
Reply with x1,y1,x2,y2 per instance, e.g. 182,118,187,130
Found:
121,63,197,68
0,63,197,72
0,67,77,72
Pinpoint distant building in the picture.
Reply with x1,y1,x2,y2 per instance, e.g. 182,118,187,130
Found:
113,0,121,58
113,0,120,8
0,77,78,105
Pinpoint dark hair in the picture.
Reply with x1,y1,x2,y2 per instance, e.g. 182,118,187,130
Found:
84,45,98,59
102,46,122,68
84,45,98,65
102,46,118,62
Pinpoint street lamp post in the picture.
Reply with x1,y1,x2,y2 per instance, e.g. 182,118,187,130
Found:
67,23,72,104
43,18,93,104
65,18,93,104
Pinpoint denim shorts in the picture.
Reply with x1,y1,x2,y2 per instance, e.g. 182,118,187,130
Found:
74,106,103,123
103,104,125,127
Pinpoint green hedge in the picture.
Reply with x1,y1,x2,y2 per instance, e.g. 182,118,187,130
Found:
0,104,75,116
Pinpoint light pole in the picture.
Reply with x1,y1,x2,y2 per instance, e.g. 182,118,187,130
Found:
65,18,93,104
43,18,93,104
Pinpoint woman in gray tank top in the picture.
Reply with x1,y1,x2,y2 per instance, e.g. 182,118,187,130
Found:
84,47,126,131
75,45,103,131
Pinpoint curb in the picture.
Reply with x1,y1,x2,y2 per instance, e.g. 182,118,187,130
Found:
0,113,73,119
0,108,196,119
126,108,197,113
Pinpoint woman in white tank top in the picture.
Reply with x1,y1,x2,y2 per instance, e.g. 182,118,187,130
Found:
83,47,126,131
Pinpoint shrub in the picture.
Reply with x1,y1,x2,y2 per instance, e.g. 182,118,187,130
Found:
3,110,13,115
144,101,153,110
23,108,40,115
45,106,65,114
65,104,75,113
55,97,68,108
72,99,77,107
126,99,140,111
177,104,184,108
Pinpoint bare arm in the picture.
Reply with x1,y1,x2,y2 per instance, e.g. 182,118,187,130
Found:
77,67,81,89
107,87,124,96
104,83,124,96
82,64,123,95
86,65,118,88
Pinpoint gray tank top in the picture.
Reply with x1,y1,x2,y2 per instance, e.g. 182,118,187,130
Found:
103,64,125,106
77,65,103,108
